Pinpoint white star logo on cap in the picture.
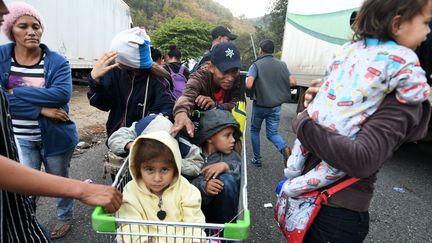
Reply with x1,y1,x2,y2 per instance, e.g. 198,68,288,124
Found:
225,48,235,58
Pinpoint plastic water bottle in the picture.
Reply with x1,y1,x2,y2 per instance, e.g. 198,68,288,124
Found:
393,186,405,193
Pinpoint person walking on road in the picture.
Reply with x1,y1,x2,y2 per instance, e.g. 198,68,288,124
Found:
245,39,296,167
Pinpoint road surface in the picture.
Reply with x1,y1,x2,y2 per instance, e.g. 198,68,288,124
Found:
36,102,432,242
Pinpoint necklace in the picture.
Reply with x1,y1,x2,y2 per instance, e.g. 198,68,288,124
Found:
157,195,166,220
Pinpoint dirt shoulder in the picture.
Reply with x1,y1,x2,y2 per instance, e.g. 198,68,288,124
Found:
69,85,108,143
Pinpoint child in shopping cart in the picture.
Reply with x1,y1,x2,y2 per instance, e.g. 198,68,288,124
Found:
191,109,242,224
117,131,206,242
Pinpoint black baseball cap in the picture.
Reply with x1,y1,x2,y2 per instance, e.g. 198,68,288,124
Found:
211,26,238,40
210,42,242,72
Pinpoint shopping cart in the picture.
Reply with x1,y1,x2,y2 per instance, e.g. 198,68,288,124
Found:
91,117,250,242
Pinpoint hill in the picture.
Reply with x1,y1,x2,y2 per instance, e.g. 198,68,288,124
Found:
124,0,255,36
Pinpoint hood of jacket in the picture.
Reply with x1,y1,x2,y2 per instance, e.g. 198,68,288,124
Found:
129,130,182,193
118,131,205,234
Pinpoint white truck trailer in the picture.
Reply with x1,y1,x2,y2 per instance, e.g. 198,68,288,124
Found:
281,0,362,93
1,0,131,77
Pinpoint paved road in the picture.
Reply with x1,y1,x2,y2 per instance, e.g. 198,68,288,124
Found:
245,103,432,243
36,102,432,242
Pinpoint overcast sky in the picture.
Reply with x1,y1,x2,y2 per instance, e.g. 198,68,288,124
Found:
213,0,274,18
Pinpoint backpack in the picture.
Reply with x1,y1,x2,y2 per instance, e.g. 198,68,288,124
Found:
167,65,187,98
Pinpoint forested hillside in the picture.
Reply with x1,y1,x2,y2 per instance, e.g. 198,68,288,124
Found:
124,0,254,35
123,0,287,67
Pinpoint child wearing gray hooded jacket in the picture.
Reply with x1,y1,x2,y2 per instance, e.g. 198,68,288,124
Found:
191,109,242,224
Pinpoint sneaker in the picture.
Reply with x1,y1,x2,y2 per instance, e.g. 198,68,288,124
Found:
50,220,72,239
250,158,262,167
281,146,291,167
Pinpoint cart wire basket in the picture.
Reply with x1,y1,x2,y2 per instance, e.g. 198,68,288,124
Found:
92,116,250,242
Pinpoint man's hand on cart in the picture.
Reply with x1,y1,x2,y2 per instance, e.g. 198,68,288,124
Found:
78,182,122,213
171,112,195,137
195,95,216,110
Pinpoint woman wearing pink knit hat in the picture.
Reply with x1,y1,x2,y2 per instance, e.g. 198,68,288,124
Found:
0,1,78,239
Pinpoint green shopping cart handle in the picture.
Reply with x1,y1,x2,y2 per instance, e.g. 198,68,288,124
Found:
92,206,116,232
223,209,250,240
91,207,251,239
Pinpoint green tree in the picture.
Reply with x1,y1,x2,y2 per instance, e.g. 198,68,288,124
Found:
152,17,213,62
235,33,256,70
242,25,277,68
269,0,288,51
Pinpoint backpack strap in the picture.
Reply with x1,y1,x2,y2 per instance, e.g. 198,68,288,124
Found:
312,177,359,205
179,65,185,74
300,177,360,198
325,177,359,196
142,75,150,118
166,65,175,75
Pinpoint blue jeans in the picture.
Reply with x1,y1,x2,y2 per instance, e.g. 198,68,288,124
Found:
304,205,369,243
250,102,287,161
202,173,240,223
17,139,74,221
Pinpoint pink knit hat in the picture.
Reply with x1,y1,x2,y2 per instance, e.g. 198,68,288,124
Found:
2,1,45,41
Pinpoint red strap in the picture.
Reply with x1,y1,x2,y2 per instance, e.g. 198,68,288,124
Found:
325,177,359,196
298,178,359,200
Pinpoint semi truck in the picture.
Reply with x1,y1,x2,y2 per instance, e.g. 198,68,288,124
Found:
1,0,132,78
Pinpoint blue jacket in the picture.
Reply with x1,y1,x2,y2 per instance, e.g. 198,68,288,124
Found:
87,68,176,136
0,43,78,156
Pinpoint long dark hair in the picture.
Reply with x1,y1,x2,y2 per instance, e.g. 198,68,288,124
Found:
352,0,429,42
167,45,182,60
150,46,163,62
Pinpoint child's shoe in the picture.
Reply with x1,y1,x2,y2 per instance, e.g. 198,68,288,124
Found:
250,158,262,167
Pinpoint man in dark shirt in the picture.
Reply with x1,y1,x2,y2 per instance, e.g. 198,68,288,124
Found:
191,25,238,73
170,42,243,138
245,39,296,167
